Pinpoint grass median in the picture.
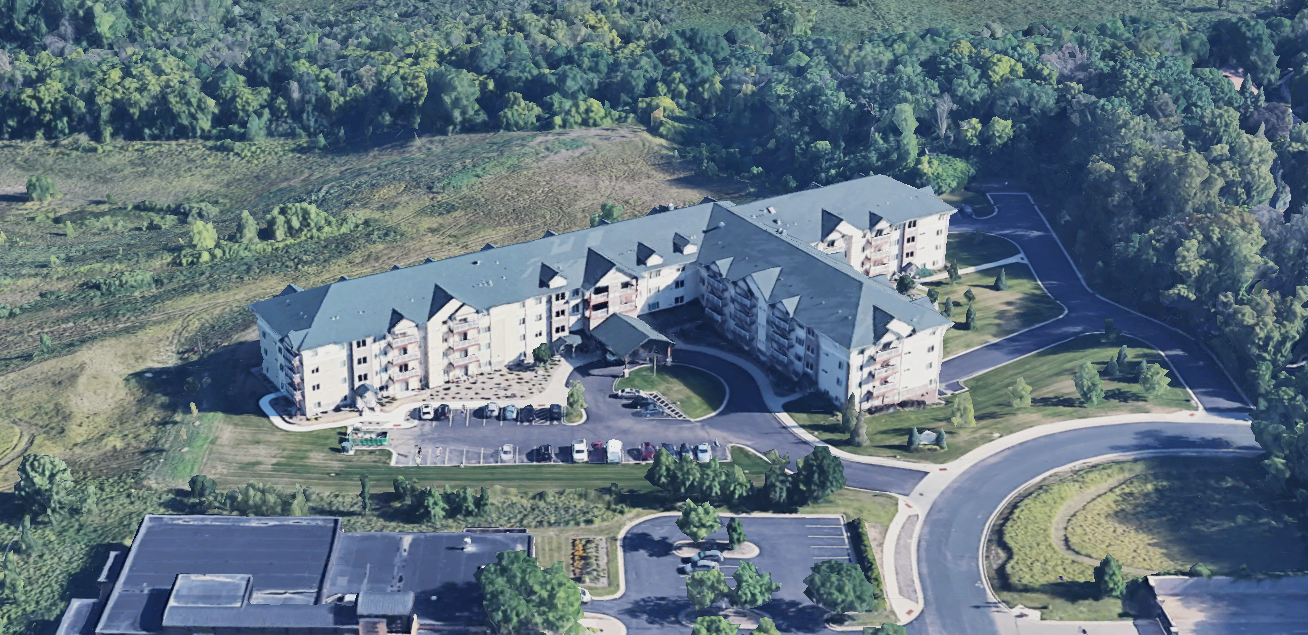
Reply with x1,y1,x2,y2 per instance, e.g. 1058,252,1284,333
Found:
942,230,1018,269
924,263,1063,357
615,363,727,419
789,334,1195,463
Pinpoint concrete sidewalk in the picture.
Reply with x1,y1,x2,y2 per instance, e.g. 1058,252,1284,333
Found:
918,253,1027,282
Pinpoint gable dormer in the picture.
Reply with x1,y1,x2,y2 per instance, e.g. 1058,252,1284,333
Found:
673,232,698,255
539,263,568,289
636,242,663,267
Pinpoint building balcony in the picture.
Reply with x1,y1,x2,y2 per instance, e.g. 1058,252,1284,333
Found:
590,292,609,302
449,352,480,366
730,324,752,340
449,318,479,333
448,336,479,350
389,350,421,364
388,333,419,347
290,373,303,387
390,367,421,381
705,311,723,323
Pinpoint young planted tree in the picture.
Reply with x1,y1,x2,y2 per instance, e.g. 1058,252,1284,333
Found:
691,616,738,635
926,288,940,303
1139,363,1172,396
726,517,747,550
1094,554,1126,599
940,297,954,318
476,550,584,635
358,474,371,514
964,305,978,331
907,427,922,452
1073,361,1105,405
25,175,61,202
1105,356,1120,377
1116,345,1129,369
532,342,552,365
950,392,976,427
935,429,947,450
896,275,917,294
841,393,859,434
677,500,721,547
803,559,881,616
994,267,1007,291
851,410,869,447
794,446,846,505
237,210,261,243
566,379,587,416
686,569,730,610
963,288,977,303
947,261,961,283
729,562,781,609
1007,377,1032,408
39,333,53,355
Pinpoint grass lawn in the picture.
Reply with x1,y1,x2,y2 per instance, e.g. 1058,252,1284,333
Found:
924,263,1063,357
987,457,1305,621
942,231,1019,269
615,363,727,419
789,335,1195,463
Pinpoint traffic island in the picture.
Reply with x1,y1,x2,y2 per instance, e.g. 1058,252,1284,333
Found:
673,539,760,559
615,364,727,419
677,608,767,629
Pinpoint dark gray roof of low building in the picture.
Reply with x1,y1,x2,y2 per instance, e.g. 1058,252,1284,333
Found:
161,603,342,629
97,516,339,635
249,175,955,352
56,599,101,635
590,313,673,358
356,592,415,617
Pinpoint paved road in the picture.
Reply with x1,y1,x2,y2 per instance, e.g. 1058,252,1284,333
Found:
946,193,1249,414
596,516,852,635
905,421,1259,635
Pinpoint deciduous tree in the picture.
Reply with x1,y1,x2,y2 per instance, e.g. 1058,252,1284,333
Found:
476,550,583,635
1074,361,1105,405
1007,377,1032,408
687,569,730,610
1139,363,1171,396
677,500,721,545
691,616,737,635
726,517,746,550
794,446,845,504
803,559,880,615
15,454,75,518
730,562,781,609
950,393,975,427
1094,554,1126,599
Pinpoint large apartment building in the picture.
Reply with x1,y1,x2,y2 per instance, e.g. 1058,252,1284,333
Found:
249,175,956,416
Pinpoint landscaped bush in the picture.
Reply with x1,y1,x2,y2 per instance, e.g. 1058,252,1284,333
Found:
847,517,886,609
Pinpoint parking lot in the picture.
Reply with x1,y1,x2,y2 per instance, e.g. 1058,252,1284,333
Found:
596,515,853,634
380,360,729,466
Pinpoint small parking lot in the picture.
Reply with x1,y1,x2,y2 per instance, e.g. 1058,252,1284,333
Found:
382,360,730,466
597,516,852,634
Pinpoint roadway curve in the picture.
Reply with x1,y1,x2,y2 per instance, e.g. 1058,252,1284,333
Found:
905,421,1258,635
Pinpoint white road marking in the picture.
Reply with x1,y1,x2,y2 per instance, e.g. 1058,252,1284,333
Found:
808,535,845,538
810,545,848,548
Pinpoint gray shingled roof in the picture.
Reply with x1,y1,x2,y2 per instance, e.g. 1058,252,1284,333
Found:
249,175,954,353
590,313,673,358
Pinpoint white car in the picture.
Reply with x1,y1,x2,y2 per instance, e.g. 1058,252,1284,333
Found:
572,439,587,463
419,403,434,420
500,444,514,463
578,587,592,604
485,402,499,418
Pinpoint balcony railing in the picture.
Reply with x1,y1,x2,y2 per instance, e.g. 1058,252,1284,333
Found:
390,367,421,381
449,351,480,366
389,350,421,365
388,333,419,347
590,292,609,302
448,334,479,349
449,318,479,332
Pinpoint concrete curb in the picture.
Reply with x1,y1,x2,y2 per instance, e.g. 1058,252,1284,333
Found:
975,448,1265,614
879,496,923,624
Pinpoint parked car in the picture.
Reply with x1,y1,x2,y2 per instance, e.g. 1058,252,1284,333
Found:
500,444,514,462
679,443,691,458
518,405,535,423
537,444,553,462
572,440,587,463
550,403,564,420
640,442,656,461
436,404,451,420
605,440,623,464
591,441,603,461
634,405,663,418
661,443,677,457
632,395,654,407
578,587,592,604
616,388,643,399
503,404,517,422
694,442,711,462
677,560,720,575
690,550,723,564
485,402,499,419
419,403,434,420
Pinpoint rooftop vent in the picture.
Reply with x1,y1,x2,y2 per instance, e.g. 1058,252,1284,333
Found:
766,206,777,214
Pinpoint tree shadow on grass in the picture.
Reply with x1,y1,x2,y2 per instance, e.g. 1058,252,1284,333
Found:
1032,396,1083,408
1105,388,1145,404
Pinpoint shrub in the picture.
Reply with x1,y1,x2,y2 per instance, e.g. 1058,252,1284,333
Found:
847,518,885,601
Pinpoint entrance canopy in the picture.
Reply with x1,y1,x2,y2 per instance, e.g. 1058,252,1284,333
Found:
590,313,673,359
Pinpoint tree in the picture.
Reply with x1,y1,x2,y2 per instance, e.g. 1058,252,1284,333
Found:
671,455,702,499
15,454,75,518
982,117,1014,147
1116,345,1129,369
723,465,752,503
762,464,792,510
1139,363,1172,396
590,201,624,227
288,485,310,516
359,474,371,514
1093,554,1126,599
803,559,880,615
64,221,75,238
3,552,25,603
691,616,738,635
963,288,977,303
726,517,746,550
1105,356,1120,377
907,427,921,451
677,500,721,545
935,429,947,450
851,411,869,447
1074,361,1105,405
965,305,978,330
947,261,961,283
896,275,917,294
1103,318,1121,342
759,1,815,39
926,288,939,303
244,113,267,141
729,562,781,609
532,342,552,365
566,379,586,415
414,487,447,522
698,458,726,502
794,446,845,504
841,394,859,434
686,569,730,610
237,211,260,243
228,482,290,516
26,175,60,202
754,618,781,635
18,515,40,555
476,550,583,635
188,474,217,500
1007,378,1032,408
950,393,976,427
39,334,53,355
190,220,218,250
994,268,1007,291
1190,562,1213,578
941,297,954,318
647,448,677,491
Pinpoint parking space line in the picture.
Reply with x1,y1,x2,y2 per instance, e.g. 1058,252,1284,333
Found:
805,524,840,528
810,545,848,548
808,535,845,538
813,555,846,559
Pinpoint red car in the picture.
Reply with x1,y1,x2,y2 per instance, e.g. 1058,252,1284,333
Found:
640,442,656,461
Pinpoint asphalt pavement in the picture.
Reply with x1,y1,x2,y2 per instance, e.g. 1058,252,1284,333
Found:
905,421,1260,635
596,515,852,635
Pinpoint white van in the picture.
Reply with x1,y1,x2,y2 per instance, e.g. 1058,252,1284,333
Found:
605,440,623,464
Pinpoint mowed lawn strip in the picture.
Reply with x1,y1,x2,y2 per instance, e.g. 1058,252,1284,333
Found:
924,263,1063,357
942,230,1019,269
615,364,727,419
790,335,1195,463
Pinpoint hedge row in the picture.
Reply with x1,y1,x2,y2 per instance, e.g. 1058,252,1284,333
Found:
848,517,887,610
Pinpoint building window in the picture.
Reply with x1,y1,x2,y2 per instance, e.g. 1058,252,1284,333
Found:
906,236,916,243
571,289,580,297
555,292,566,301
936,229,943,235
927,362,934,369
535,331,543,338
315,402,322,409
356,373,369,382
927,345,935,353
339,360,347,368
827,240,837,247
836,378,842,386
554,309,566,318
593,301,610,312
312,384,320,391
571,305,581,315
674,296,685,305
677,266,685,272
356,357,368,365
536,314,544,321
621,281,633,290
674,280,686,289
520,334,526,341
594,285,610,295
482,343,491,350
648,301,661,310
355,339,368,348
905,251,915,258
340,377,347,384
554,325,566,334
838,361,844,369
907,220,918,228
310,367,319,375
874,229,885,237
938,214,947,220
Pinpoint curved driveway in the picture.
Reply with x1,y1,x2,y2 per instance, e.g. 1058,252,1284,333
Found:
905,421,1258,635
